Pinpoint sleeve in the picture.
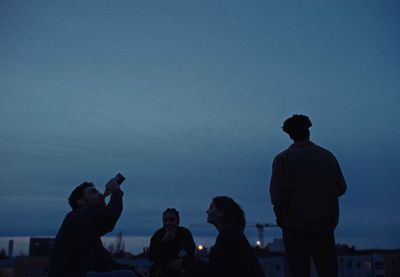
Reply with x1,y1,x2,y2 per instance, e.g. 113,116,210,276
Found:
334,158,347,197
208,236,234,277
242,241,265,277
212,232,256,277
183,228,196,257
93,189,124,236
269,156,288,226
148,231,163,263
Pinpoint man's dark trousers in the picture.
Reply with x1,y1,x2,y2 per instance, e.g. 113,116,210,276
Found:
283,228,338,277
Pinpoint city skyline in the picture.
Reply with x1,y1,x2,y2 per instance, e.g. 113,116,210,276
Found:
0,1,399,250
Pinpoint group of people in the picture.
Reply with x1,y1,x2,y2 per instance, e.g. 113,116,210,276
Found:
147,201,265,277
49,114,347,277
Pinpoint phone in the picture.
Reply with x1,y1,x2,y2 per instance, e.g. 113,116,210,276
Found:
104,173,126,197
114,173,126,185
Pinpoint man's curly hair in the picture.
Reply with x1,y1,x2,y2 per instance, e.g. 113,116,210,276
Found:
282,114,312,141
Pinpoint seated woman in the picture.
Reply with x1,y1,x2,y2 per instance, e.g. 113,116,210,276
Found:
148,208,196,277
205,196,265,277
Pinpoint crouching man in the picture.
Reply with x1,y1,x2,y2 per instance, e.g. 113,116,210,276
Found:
49,178,148,277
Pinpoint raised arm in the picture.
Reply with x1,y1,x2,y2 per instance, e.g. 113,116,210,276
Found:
94,182,124,236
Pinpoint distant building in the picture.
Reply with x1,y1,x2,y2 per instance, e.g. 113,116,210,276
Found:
267,238,285,253
257,240,400,277
384,252,400,277
1,237,399,277
29,238,54,257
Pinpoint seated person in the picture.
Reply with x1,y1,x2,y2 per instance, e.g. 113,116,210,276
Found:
49,178,148,277
205,196,265,277
148,208,195,277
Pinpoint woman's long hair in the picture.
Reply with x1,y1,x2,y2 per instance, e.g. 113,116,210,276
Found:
212,196,246,232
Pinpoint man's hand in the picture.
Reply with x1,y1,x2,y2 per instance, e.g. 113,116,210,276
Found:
103,178,120,197
134,267,149,277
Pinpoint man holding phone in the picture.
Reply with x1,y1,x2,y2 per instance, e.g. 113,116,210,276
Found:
49,174,148,277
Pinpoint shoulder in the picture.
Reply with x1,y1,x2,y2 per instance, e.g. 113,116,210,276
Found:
311,143,338,160
272,148,292,170
154,227,165,235
62,210,82,224
64,210,75,220
274,147,290,159
312,143,330,152
177,226,192,234
213,231,250,261
176,226,194,238
272,149,288,164
151,228,165,240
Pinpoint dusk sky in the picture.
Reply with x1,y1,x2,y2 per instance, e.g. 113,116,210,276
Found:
0,1,399,249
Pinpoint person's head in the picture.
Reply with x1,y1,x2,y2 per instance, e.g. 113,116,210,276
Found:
207,196,246,232
282,114,312,142
68,182,105,210
162,208,180,231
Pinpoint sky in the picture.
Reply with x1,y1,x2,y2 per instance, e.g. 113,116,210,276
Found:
0,0,399,249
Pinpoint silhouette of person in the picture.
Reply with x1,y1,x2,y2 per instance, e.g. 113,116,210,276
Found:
49,178,148,277
269,114,347,277
205,196,265,277
148,208,195,277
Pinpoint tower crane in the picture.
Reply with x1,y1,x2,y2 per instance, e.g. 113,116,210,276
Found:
250,222,278,249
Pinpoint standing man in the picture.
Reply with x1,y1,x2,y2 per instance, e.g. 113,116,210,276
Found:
269,114,346,277
49,177,148,277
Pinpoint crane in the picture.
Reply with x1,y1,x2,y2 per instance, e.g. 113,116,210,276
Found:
250,222,278,249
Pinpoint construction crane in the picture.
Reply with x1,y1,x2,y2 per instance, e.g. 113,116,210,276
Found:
249,222,278,249
190,222,278,249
